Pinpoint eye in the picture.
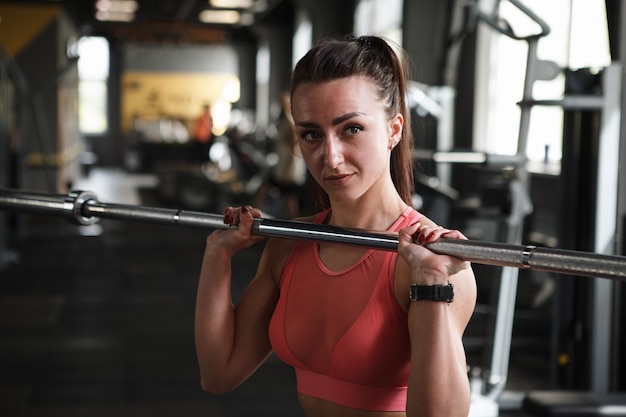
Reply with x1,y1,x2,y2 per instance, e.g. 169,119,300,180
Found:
344,125,363,136
299,130,322,143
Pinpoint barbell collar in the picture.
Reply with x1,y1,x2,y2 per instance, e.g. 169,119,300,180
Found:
67,190,100,225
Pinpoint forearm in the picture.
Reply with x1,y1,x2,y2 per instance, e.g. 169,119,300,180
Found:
407,302,470,417
194,240,238,393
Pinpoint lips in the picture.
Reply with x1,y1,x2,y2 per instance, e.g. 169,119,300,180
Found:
325,173,354,186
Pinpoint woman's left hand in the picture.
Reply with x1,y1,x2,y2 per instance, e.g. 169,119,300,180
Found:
398,222,471,285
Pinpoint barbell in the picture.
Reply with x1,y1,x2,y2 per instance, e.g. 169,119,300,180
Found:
1,187,625,281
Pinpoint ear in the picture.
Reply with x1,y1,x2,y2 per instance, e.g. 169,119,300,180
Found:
388,113,404,149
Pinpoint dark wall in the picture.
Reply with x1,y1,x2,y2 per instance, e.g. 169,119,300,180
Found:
252,0,295,130
16,19,59,191
402,0,477,187
293,0,355,41
232,35,259,111
15,11,80,192
403,0,453,86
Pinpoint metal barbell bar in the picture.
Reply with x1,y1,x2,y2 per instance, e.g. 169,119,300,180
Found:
1,188,625,281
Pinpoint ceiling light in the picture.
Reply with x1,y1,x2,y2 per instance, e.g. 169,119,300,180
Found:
95,0,137,21
209,0,254,8
95,10,135,22
95,0,138,13
199,10,240,24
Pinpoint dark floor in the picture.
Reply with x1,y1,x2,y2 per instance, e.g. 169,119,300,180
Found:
0,169,554,416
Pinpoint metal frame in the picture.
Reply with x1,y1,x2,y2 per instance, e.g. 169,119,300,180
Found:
591,63,622,394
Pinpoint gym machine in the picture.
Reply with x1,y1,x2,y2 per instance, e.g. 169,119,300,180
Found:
427,1,625,415
464,0,626,416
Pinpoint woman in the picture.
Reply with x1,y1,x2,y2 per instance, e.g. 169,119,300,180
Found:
195,35,477,417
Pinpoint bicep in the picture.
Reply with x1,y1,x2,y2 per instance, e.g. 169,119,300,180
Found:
229,241,285,372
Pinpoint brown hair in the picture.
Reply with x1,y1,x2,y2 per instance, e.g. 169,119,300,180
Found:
289,35,415,208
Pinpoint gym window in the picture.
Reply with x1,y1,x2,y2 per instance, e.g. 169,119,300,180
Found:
77,36,109,135
475,0,611,167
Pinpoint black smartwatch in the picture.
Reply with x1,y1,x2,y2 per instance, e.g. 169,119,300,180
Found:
409,282,454,303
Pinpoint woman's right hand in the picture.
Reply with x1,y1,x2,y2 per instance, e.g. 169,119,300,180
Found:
207,205,265,256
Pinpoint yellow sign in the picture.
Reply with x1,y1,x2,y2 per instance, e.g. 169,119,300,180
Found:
121,71,240,134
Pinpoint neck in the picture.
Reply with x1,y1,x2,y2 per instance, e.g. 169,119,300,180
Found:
327,188,408,231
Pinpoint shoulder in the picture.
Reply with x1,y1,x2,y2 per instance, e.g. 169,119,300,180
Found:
449,266,477,331
258,238,297,287
258,213,319,285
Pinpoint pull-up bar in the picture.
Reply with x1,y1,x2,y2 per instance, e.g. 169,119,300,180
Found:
0,188,625,281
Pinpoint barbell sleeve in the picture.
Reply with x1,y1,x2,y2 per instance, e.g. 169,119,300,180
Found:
1,188,625,281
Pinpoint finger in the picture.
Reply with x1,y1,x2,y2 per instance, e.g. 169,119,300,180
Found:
420,227,465,243
414,225,442,245
424,228,447,243
399,222,421,243
223,206,235,225
244,205,263,218
238,208,255,233
441,229,468,240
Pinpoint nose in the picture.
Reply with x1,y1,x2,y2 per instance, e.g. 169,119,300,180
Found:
323,135,344,168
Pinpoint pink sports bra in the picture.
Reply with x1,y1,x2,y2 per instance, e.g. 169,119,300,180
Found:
268,207,422,411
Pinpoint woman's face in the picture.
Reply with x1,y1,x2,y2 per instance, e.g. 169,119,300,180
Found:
291,76,403,205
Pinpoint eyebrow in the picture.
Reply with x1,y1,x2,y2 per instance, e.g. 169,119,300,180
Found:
295,112,365,129
333,112,364,125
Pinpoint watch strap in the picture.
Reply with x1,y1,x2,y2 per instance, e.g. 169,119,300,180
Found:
410,282,454,303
